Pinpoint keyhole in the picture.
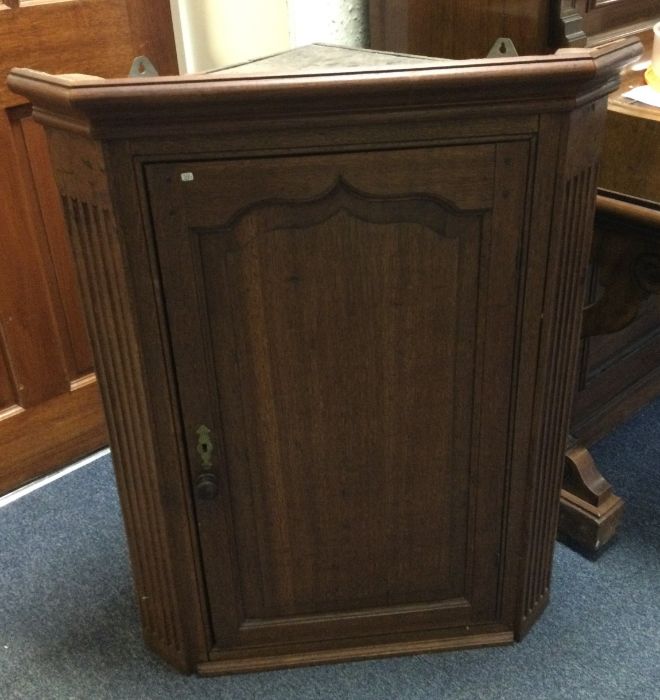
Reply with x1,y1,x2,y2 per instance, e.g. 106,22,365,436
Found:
499,41,507,54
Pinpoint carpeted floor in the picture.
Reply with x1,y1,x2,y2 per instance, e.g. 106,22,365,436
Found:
1,397,659,699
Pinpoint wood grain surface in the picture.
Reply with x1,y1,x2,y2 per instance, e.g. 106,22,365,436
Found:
8,40,641,673
0,0,177,494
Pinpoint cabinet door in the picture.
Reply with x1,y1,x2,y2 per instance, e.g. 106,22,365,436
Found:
146,141,529,657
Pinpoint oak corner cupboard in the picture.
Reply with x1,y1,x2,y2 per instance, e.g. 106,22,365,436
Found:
8,41,640,675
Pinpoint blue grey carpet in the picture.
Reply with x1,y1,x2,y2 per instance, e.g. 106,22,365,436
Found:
1,397,659,699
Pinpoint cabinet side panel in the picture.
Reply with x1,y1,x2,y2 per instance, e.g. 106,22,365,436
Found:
518,101,607,634
46,129,198,671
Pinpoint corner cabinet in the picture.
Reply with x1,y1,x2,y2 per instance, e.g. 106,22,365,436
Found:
9,42,640,674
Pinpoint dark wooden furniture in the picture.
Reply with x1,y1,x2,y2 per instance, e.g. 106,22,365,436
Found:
558,58,660,552
0,0,178,495
369,1,554,59
370,1,658,58
556,1,659,50
370,0,660,555
560,192,660,551
9,40,640,674
573,59,660,447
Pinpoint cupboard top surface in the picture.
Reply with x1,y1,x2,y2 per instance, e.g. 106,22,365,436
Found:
209,44,454,76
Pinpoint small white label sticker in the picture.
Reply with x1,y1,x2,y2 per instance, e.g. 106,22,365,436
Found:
180,172,194,182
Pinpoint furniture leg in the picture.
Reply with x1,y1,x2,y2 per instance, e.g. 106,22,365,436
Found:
558,437,624,554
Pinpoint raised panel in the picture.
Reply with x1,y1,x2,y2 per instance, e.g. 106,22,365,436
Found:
0,100,108,493
0,107,70,407
176,147,495,229
203,203,482,622
13,107,94,379
0,0,176,493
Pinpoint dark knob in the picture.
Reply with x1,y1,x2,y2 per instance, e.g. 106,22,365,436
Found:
195,472,218,500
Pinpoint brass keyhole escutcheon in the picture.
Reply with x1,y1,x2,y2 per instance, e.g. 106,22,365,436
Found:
196,424,214,468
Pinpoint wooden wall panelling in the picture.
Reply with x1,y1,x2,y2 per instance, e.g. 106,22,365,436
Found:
370,1,553,58
21,115,95,376
0,0,177,109
0,0,177,494
370,1,658,58
554,0,659,48
0,106,71,407
0,103,106,493
124,2,179,77
577,0,659,44
10,106,95,379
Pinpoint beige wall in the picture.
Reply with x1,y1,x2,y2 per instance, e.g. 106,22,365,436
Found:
170,0,290,73
287,0,369,48
170,0,369,73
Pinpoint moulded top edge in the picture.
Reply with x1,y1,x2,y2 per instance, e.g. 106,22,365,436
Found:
8,38,642,91
5,38,643,137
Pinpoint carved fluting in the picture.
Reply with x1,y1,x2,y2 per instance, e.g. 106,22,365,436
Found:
61,194,183,656
522,165,597,620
